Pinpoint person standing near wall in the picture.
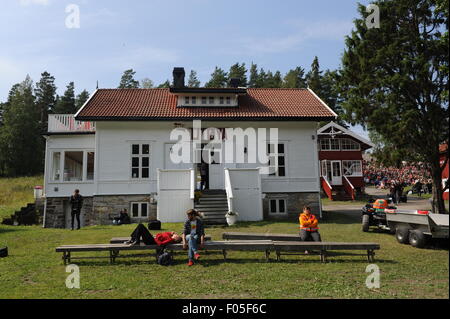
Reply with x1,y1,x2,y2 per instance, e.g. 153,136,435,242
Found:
70,189,83,230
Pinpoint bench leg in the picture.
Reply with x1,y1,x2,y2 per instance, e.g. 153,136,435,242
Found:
367,250,375,262
222,249,227,261
276,250,281,261
265,250,270,262
62,252,67,265
320,250,327,263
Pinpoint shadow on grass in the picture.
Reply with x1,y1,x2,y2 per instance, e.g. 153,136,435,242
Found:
0,226,30,234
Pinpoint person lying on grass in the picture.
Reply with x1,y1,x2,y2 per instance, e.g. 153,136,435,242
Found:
182,209,205,266
125,223,182,246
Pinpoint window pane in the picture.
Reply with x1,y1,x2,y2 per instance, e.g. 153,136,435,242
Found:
268,144,275,153
141,168,149,178
192,96,197,104
202,97,207,104
63,151,83,181
52,152,61,181
142,157,149,167
270,200,277,213
278,167,286,177
226,97,231,104
132,203,139,217
132,157,139,167
331,139,340,150
185,96,190,104
219,97,224,104
141,203,148,217
132,144,139,155
209,97,214,104
87,152,95,180
279,200,286,213
278,144,284,153
142,144,150,155
278,156,285,166
132,168,139,178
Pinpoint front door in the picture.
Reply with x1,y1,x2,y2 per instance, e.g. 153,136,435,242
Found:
207,145,224,189
331,160,342,185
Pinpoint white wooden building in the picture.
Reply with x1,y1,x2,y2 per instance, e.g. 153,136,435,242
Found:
42,68,336,228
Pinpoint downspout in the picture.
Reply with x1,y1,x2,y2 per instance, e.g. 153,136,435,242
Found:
42,135,49,228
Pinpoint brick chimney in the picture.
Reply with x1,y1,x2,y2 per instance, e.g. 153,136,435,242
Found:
172,67,185,88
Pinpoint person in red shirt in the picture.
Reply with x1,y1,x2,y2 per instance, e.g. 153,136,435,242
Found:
125,223,181,246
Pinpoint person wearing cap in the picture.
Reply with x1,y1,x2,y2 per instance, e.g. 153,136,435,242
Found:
182,209,205,266
299,206,321,243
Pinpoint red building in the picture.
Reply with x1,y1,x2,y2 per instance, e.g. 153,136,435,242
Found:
440,143,449,201
318,122,374,200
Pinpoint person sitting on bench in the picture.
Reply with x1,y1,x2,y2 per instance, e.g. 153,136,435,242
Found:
182,209,205,266
125,223,182,246
299,206,322,244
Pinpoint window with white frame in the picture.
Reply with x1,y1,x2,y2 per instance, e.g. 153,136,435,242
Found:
226,96,231,104
184,96,190,104
131,202,148,218
342,160,362,176
219,97,224,104
320,139,330,150
269,199,287,214
51,150,95,182
341,138,360,150
209,96,215,104
267,143,286,177
131,144,150,179
201,96,207,104
191,96,197,104
330,138,340,150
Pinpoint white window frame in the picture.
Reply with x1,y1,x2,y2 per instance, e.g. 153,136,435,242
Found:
269,198,287,215
201,96,207,104
209,96,215,104
341,138,360,151
267,142,287,177
342,160,363,177
131,143,151,180
184,96,190,105
49,149,95,183
130,202,149,218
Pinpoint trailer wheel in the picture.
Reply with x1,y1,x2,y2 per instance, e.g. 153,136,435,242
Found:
362,215,370,232
388,223,397,234
409,230,427,248
395,226,411,244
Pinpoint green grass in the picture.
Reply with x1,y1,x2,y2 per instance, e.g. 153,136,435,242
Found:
0,214,448,299
0,176,448,299
0,176,44,220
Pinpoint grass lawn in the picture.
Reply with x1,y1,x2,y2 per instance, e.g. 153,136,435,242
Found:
0,176,44,220
0,212,448,299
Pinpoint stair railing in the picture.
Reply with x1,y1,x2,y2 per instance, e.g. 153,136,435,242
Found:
321,176,333,200
190,169,195,200
343,175,356,200
224,168,234,212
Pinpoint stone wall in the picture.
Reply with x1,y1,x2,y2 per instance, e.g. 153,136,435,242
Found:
44,196,93,229
263,192,321,222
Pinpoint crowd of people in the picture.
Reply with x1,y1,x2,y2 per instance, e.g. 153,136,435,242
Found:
363,161,433,201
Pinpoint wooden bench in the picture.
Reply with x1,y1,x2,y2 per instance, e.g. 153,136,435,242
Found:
109,235,212,244
272,241,380,262
223,232,302,241
55,240,273,264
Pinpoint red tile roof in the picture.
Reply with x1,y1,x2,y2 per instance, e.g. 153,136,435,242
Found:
75,88,337,121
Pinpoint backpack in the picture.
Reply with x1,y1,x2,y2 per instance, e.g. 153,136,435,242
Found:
157,249,173,266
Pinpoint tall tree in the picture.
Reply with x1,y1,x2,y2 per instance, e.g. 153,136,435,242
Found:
248,63,259,88
306,56,322,92
0,76,43,176
157,80,171,88
75,90,90,111
140,78,154,89
256,68,268,88
318,69,348,127
265,71,283,88
283,67,307,88
339,0,449,213
187,70,201,87
228,63,247,87
118,69,139,88
54,82,76,114
205,67,228,88
35,71,57,131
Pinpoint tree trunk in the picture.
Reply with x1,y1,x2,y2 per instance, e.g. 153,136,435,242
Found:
430,160,447,214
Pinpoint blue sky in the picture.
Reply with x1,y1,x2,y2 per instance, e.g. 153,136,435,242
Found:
1,0,372,137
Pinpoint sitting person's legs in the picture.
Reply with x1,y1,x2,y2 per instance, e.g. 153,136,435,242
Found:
130,223,156,245
310,231,322,242
299,229,311,241
186,234,199,261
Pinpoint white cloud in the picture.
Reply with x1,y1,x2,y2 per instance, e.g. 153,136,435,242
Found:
19,0,50,6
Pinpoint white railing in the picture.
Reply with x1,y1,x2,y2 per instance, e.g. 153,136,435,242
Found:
190,169,195,200
48,114,96,133
224,168,234,213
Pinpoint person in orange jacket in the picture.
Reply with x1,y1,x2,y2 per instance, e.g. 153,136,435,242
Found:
299,206,322,243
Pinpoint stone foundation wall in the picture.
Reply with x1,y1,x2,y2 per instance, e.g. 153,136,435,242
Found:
263,192,321,222
92,195,157,225
44,197,93,229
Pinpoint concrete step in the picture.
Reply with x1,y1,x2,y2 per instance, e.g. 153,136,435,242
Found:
195,203,228,208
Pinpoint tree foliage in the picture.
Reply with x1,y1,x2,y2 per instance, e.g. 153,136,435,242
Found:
339,0,449,213
187,70,201,88
205,67,228,88
54,82,76,114
118,69,139,89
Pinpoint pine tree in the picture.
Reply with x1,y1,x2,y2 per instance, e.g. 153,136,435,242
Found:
228,63,247,87
187,70,201,87
118,69,139,88
256,68,267,88
283,67,307,88
75,90,90,111
140,78,154,89
54,82,76,114
205,67,228,88
306,56,322,92
248,63,259,88
339,0,449,213
0,76,43,176
35,71,57,131
157,80,171,88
